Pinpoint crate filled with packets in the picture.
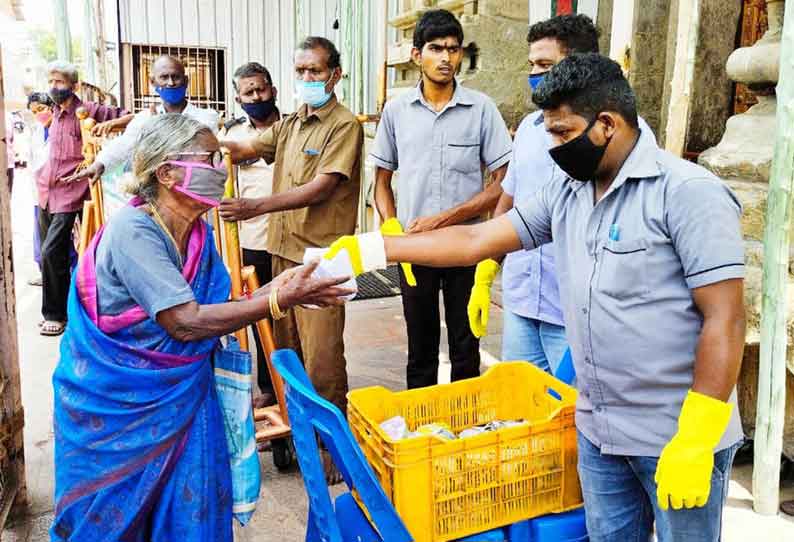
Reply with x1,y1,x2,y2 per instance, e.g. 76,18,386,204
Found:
347,362,583,542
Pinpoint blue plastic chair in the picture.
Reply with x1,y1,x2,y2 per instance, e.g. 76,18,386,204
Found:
554,348,575,385
271,349,413,542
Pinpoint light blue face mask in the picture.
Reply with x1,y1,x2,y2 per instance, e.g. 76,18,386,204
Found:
296,78,333,108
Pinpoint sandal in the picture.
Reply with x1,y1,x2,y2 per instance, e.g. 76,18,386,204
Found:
321,449,344,486
40,320,66,336
781,499,794,516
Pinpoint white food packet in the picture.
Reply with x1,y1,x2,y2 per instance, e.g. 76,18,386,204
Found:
380,415,409,440
302,247,358,306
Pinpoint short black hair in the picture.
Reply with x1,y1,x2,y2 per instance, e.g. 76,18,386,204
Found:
232,62,273,92
413,9,464,50
27,92,53,108
297,36,341,70
527,14,600,54
532,53,638,128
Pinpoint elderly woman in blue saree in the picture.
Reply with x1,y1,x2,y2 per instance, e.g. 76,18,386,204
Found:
51,114,351,541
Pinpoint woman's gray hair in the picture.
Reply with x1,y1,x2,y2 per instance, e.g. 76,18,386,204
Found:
46,60,79,83
128,114,214,202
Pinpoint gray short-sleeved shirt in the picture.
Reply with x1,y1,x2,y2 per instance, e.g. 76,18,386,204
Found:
95,205,195,318
370,82,512,226
506,132,744,456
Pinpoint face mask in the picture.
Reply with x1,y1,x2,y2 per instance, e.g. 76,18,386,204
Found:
528,73,546,91
241,98,277,121
296,79,333,108
166,160,227,207
155,85,188,105
548,116,610,182
35,111,52,125
49,87,73,104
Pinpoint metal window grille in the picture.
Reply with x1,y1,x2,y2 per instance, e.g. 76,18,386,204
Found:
122,44,227,116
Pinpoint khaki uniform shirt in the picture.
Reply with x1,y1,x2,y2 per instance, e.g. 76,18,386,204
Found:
252,95,363,263
220,117,273,251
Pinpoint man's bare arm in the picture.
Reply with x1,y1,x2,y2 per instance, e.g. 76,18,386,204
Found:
218,139,263,163
690,278,746,401
374,167,397,221
385,214,522,268
218,173,342,221
493,191,514,218
407,164,508,233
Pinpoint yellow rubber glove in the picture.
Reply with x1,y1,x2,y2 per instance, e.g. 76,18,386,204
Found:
380,218,417,287
467,259,500,338
324,232,387,277
325,235,365,275
655,390,733,511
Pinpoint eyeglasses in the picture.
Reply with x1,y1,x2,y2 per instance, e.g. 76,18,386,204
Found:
168,150,224,168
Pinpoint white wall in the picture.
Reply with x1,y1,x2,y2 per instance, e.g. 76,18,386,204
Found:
111,0,385,118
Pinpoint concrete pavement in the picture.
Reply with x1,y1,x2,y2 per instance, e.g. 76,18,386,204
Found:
2,168,793,541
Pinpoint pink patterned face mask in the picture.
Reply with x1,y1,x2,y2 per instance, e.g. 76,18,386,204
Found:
165,160,227,207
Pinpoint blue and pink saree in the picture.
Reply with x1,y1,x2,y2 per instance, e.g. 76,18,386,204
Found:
51,207,234,541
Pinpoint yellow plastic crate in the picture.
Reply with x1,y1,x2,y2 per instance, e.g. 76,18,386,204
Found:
347,362,582,542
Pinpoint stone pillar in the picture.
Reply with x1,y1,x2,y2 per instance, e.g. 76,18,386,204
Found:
596,0,614,54
698,0,794,459
699,0,783,181
627,0,671,137
681,0,743,153
621,0,740,150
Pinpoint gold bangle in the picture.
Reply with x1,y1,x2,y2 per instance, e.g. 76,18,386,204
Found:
269,287,287,320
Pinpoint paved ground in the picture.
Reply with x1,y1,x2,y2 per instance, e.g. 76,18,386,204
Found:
3,168,794,541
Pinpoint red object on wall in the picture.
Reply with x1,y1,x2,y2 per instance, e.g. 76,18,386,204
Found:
554,0,576,15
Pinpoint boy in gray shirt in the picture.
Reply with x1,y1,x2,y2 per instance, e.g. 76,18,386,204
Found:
370,9,512,389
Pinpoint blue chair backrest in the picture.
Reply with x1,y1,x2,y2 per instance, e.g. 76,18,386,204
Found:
554,348,575,385
271,349,413,542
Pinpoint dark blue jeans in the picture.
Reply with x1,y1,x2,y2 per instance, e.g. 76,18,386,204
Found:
577,431,740,542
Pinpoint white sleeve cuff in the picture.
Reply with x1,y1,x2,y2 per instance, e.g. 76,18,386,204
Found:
358,232,387,273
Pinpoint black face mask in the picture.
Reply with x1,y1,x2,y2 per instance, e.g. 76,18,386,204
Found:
49,87,73,105
548,116,610,182
241,98,277,121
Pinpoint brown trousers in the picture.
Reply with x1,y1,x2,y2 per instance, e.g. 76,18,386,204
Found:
271,255,349,412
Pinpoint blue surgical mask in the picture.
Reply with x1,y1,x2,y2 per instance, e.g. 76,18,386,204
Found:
296,79,333,108
155,85,188,105
528,73,546,91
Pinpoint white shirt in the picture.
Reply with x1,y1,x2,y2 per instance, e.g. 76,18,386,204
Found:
95,102,220,172
219,117,273,251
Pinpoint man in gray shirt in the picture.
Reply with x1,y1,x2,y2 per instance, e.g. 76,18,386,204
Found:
329,53,744,541
370,9,512,389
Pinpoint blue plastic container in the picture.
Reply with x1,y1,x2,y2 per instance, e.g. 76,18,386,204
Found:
528,508,588,542
454,520,530,541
